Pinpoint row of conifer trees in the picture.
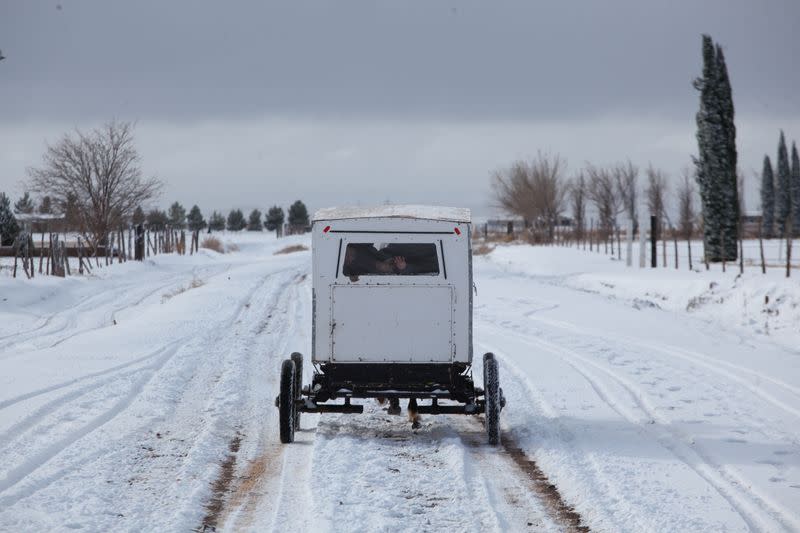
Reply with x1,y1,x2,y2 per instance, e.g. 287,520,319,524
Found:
761,132,800,239
131,200,308,233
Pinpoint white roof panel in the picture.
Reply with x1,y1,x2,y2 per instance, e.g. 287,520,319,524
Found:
312,205,471,223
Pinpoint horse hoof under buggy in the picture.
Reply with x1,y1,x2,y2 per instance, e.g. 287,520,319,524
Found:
275,205,505,444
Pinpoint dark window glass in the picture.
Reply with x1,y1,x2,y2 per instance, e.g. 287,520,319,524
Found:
342,243,439,276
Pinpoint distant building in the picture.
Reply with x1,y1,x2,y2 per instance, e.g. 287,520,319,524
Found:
741,213,762,238
14,213,65,233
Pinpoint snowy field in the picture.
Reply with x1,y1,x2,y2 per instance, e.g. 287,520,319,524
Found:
1,232,799,532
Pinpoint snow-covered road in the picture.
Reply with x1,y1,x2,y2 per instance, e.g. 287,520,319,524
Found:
1,235,798,532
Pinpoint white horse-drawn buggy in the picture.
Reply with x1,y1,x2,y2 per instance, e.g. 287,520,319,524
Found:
276,206,504,444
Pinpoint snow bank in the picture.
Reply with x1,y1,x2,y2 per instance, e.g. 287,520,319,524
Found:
486,243,800,348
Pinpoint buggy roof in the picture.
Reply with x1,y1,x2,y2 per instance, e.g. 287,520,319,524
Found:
312,205,471,224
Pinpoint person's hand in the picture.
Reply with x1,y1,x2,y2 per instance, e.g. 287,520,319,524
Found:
393,256,406,272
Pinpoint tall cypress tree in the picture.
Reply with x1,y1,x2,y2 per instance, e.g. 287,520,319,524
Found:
760,155,775,238
693,35,738,261
775,131,791,236
715,45,739,258
791,141,800,236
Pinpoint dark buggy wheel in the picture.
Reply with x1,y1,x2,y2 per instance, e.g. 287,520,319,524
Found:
290,352,303,430
279,359,296,443
483,352,500,445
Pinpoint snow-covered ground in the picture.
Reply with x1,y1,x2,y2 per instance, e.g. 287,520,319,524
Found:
1,233,798,532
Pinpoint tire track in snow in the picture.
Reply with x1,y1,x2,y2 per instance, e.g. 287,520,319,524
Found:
476,338,638,532
218,268,576,533
0,263,229,356
0,363,156,442
485,322,796,532
206,272,313,532
142,265,303,531
526,314,800,420
0,346,168,411
456,421,588,532
0,264,298,517
0,340,183,506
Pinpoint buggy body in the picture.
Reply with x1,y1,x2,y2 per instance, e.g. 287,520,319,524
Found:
275,205,504,444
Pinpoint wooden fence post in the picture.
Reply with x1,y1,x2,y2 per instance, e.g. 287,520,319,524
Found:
63,241,70,276
47,233,53,275
739,219,744,275
650,215,657,268
758,222,766,274
39,233,45,274
674,231,678,269
787,220,793,278
135,225,145,261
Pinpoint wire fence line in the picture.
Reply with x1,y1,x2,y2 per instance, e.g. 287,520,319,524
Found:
474,219,798,277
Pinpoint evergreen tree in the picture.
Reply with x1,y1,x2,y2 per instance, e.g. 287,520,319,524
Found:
0,192,20,245
715,45,739,255
227,209,246,231
775,131,791,236
288,200,309,227
265,205,285,231
132,206,146,226
792,141,800,236
146,208,169,230
208,211,226,232
247,209,263,231
187,205,207,232
168,201,187,229
693,34,738,262
14,192,34,214
760,156,775,238
38,196,53,214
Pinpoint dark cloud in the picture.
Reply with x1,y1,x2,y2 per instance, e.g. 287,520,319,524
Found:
2,1,798,122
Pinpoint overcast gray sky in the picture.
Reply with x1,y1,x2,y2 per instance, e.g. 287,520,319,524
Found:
2,1,798,217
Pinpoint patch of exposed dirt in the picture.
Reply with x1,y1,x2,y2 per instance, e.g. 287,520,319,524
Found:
501,436,590,532
197,433,242,532
274,244,309,255
162,277,205,303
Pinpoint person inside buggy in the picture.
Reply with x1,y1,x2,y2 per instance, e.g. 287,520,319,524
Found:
342,242,439,281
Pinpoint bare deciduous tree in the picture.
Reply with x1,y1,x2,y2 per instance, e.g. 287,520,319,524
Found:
491,161,535,226
646,165,669,236
586,164,624,239
491,153,567,242
569,172,587,242
676,166,696,240
613,160,639,231
27,121,162,249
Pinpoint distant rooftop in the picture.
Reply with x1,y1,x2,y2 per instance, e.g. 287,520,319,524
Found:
14,213,65,221
312,205,471,223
